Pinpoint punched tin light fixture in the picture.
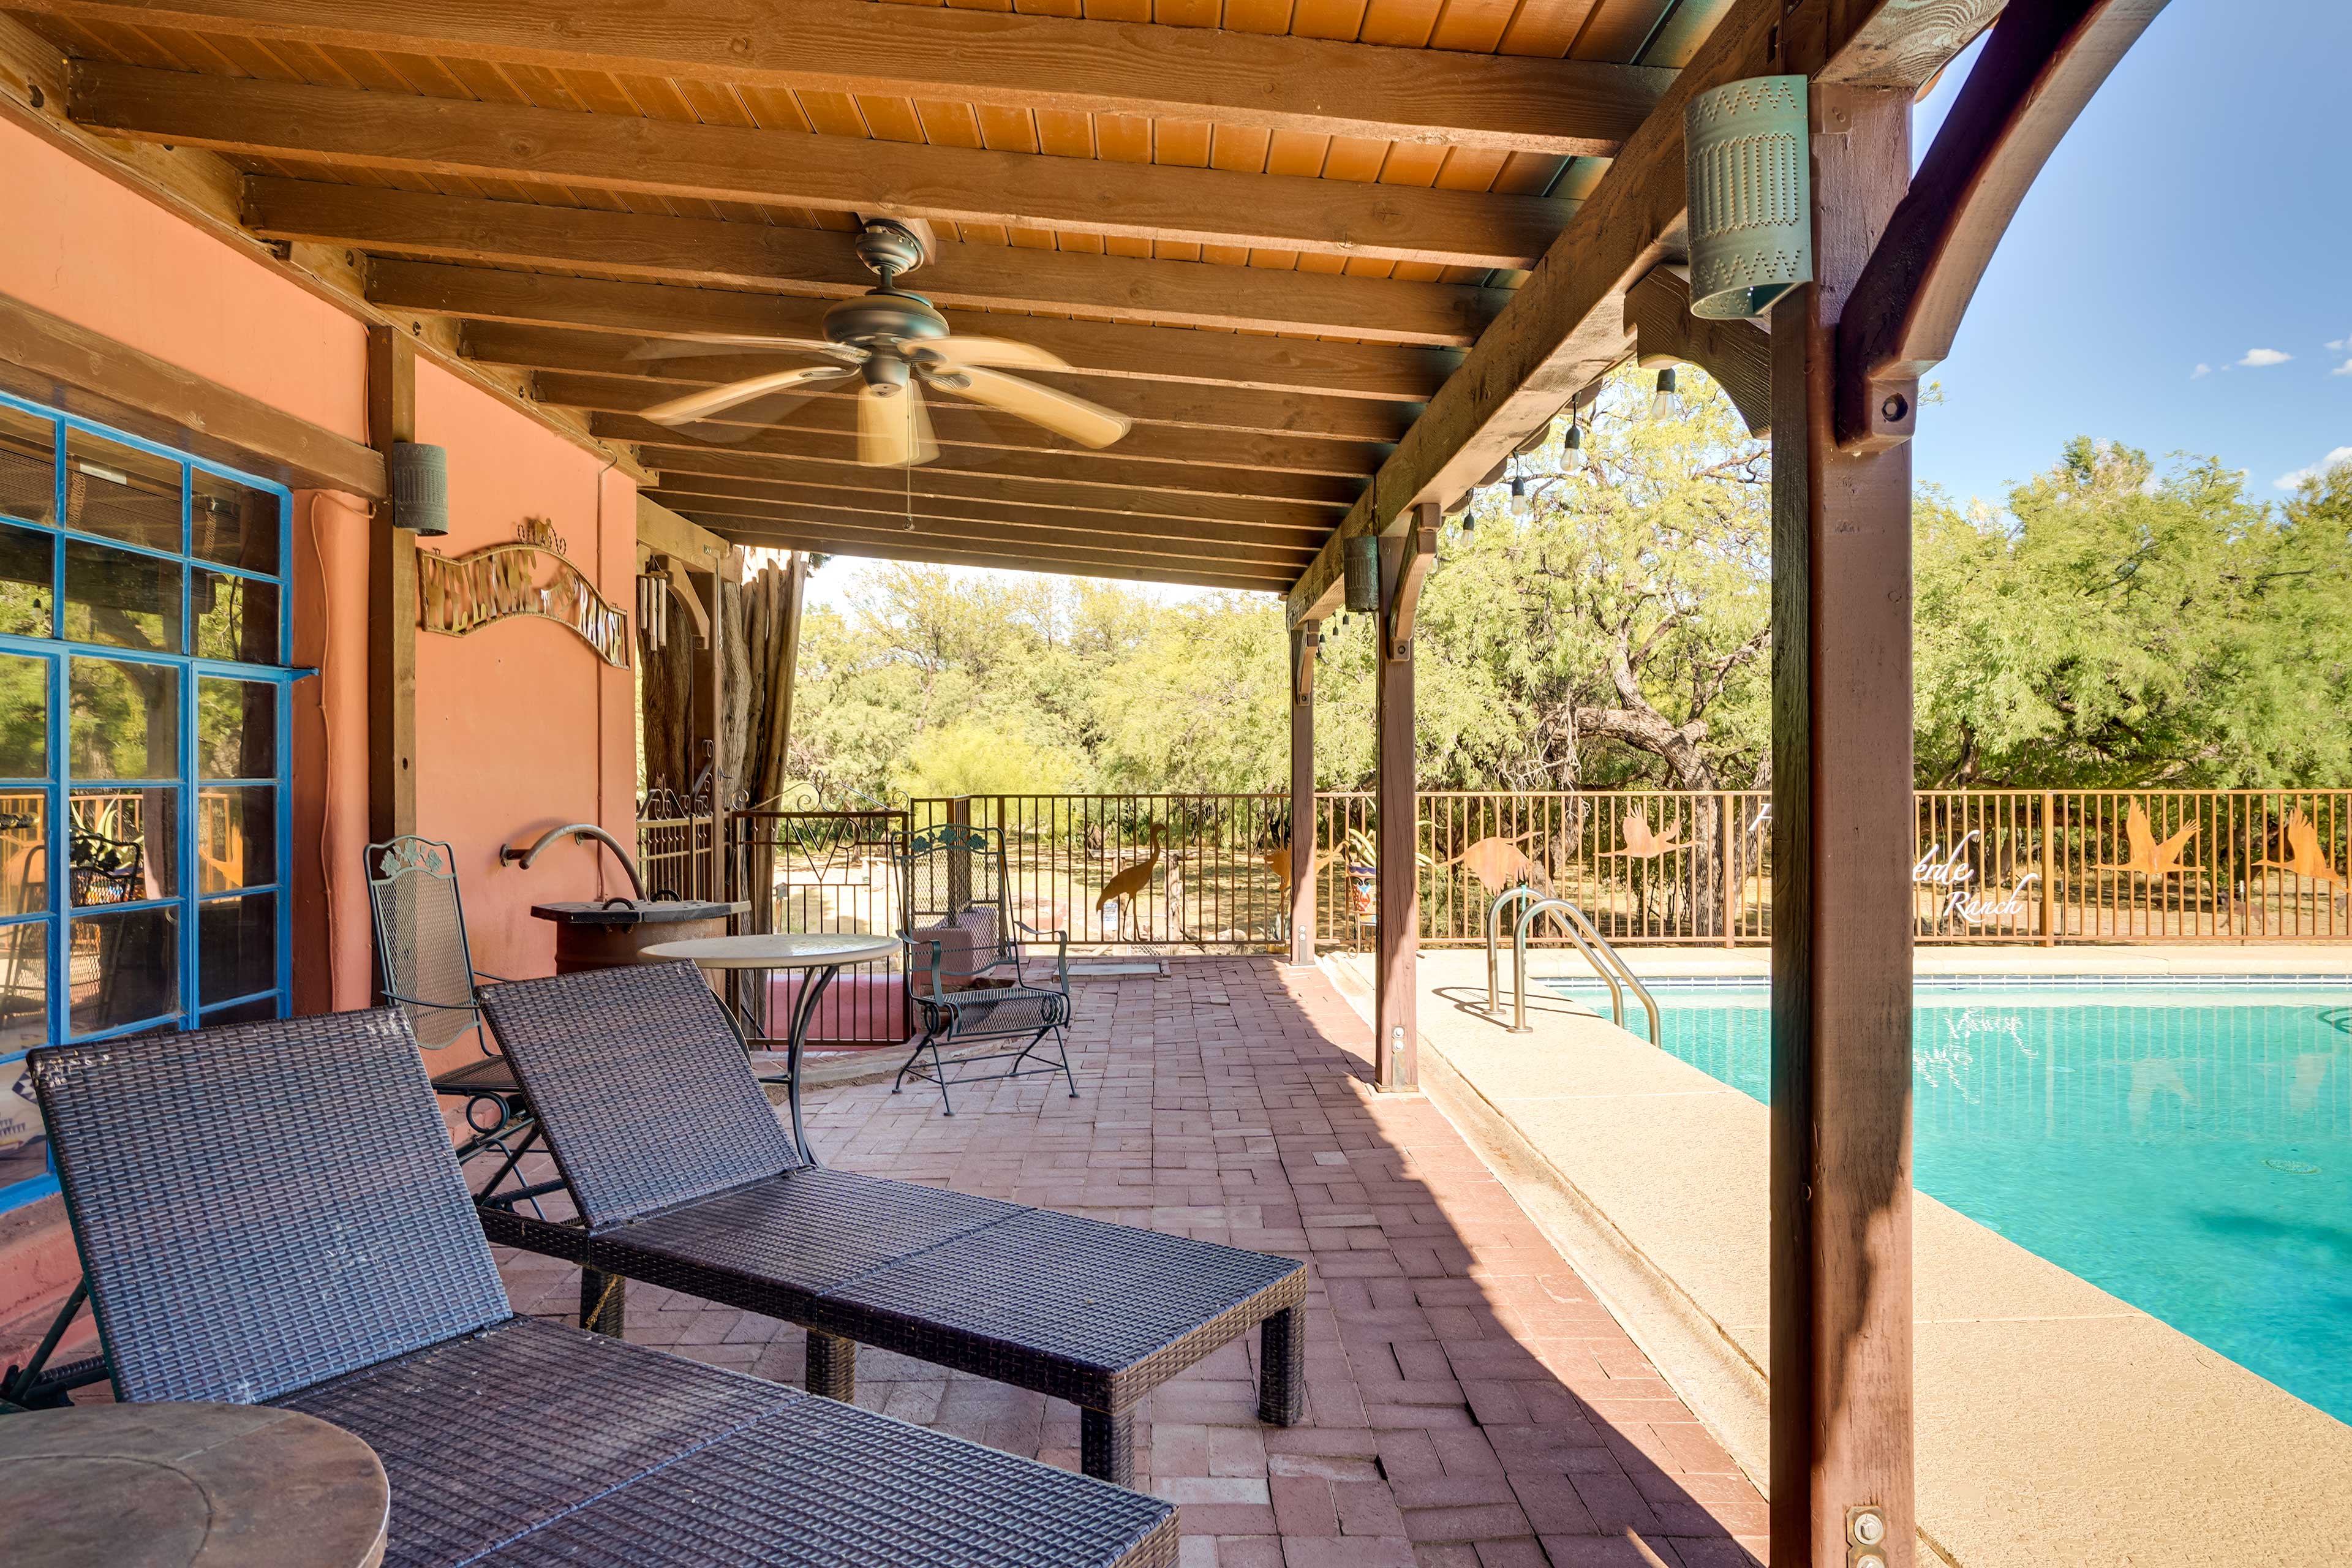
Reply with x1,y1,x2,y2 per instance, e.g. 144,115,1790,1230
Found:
386,440,450,535
1684,75,1812,320
1343,532,1381,614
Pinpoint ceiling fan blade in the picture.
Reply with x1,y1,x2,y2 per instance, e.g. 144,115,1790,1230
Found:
858,381,939,468
935,366,1130,449
930,336,1069,372
641,365,858,426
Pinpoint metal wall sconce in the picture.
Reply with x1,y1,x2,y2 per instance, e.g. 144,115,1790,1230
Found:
386,441,450,535
1684,75,1812,320
1343,532,1381,613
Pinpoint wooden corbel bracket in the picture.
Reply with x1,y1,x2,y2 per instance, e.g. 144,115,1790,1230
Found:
1624,267,1773,436
1835,0,2168,451
1384,515,1440,662
1292,626,1319,704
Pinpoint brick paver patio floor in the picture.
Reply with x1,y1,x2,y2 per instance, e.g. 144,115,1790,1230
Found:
495,957,1768,1567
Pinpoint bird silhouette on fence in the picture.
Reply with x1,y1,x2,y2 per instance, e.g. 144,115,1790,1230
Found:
2258,808,2348,905
2102,801,2198,876
1095,820,1163,941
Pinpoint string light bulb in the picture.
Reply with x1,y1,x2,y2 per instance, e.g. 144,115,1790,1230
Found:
1648,366,1683,421
1563,414,1585,470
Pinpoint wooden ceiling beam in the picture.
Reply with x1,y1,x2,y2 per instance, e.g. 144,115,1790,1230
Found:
70,62,1570,271
1285,0,2002,624
645,466,1330,541
24,0,1670,157
366,261,1447,403
513,356,1407,448
680,511,1295,594
650,483,1322,568
244,179,1502,350
604,412,1378,484
625,437,1363,513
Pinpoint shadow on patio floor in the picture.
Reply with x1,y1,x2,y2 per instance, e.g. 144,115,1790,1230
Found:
494,956,1768,1568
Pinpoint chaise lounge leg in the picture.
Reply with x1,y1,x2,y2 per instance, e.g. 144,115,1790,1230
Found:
805,1330,858,1401
1258,1306,1305,1426
1080,1404,1137,1486
579,1268,626,1338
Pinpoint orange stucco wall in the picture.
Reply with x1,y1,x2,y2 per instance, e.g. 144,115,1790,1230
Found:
0,115,639,1340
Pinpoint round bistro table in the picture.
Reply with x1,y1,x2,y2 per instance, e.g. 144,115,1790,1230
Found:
640,931,900,1164
0,1402,389,1568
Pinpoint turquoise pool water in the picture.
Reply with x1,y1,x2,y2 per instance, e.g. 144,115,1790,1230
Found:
1547,976,2352,1422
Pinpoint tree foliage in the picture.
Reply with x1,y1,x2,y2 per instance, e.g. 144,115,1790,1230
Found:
785,372,2352,800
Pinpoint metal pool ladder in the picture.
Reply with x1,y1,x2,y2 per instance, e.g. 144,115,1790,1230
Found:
1485,888,1662,1044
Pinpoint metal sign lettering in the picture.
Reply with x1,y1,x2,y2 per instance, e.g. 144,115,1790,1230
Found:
416,517,630,668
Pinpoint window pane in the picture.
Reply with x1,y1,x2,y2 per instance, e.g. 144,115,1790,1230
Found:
197,785,273,894
70,788,176,905
1,794,47,918
63,429,180,552
190,470,281,578
69,903,177,1034
0,1055,48,1190
0,405,56,527
192,570,277,664
70,657,179,780
64,537,181,653
198,677,274,780
200,891,275,1004
0,926,44,1053
0,522,52,639
0,654,44,778
201,997,277,1027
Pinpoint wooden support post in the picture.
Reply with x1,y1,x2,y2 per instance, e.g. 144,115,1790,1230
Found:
691,568,725,900
1373,506,1431,1091
1288,622,1319,966
1768,83,1917,1568
364,325,417,845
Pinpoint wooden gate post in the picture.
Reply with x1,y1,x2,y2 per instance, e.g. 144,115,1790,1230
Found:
1768,82,1918,1568
364,326,417,846
1288,622,1318,965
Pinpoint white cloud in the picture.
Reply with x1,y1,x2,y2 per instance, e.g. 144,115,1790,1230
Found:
2237,347,2293,368
2334,357,2352,377
2191,363,2212,379
2274,445,2352,491
2329,336,2348,350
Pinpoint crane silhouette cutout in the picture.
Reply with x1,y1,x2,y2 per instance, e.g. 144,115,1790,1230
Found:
2103,801,2197,875
1095,820,1164,941
2259,809,2346,892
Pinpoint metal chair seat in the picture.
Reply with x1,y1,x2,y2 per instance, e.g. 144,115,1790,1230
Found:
916,982,1072,1036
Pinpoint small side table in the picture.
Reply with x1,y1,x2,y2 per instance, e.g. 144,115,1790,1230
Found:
640,931,900,1165
0,1402,389,1568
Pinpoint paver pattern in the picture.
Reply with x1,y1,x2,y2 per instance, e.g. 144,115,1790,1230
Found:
495,957,1767,1567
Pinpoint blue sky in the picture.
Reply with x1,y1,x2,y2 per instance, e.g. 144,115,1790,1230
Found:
1912,1,2352,510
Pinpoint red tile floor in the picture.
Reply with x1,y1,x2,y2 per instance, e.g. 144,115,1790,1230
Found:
494,957,1768,1567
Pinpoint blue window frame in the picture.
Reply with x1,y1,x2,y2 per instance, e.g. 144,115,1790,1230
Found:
0,391,297,1211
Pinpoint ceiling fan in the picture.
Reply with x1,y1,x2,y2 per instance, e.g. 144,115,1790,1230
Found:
639,220,1133,467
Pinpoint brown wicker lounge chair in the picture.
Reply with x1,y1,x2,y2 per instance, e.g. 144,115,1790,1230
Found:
477,962,1308,1485
28,1009,1177,1568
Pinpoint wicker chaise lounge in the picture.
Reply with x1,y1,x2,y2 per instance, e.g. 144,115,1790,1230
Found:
477,962,1309,1485
28,1009,1178,1568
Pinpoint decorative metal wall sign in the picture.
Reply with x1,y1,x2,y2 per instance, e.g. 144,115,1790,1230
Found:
417,517,631,668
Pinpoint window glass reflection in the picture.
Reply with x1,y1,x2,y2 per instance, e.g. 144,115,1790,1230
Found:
70,789,176,906
0,654,44,778
0,523,52,639
197,786,273,895
0,796,48,918
0,1054,47,1190
192,570,277,664
199,997,277,1028
0,405,56,528
190,470,281,578
63,429,180,552
0,926,44,1054
198,677,274,780
69,904,177,1035
200,891,274,1005
64,538,181,653
70,658,179,781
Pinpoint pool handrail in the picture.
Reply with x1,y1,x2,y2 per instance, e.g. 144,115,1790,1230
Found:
1485,885,1551,1015
1499,893,1664,1044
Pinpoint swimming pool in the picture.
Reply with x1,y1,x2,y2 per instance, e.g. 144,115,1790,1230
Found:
1546,975,2352,1422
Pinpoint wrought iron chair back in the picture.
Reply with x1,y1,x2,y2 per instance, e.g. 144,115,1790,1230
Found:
365,835,486,1050
897,821,1009,945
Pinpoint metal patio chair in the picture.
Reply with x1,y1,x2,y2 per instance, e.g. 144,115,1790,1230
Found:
26,1009,1178,1568
364,836,543,1202
892,821,1079,1113
477,962,1307,1487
